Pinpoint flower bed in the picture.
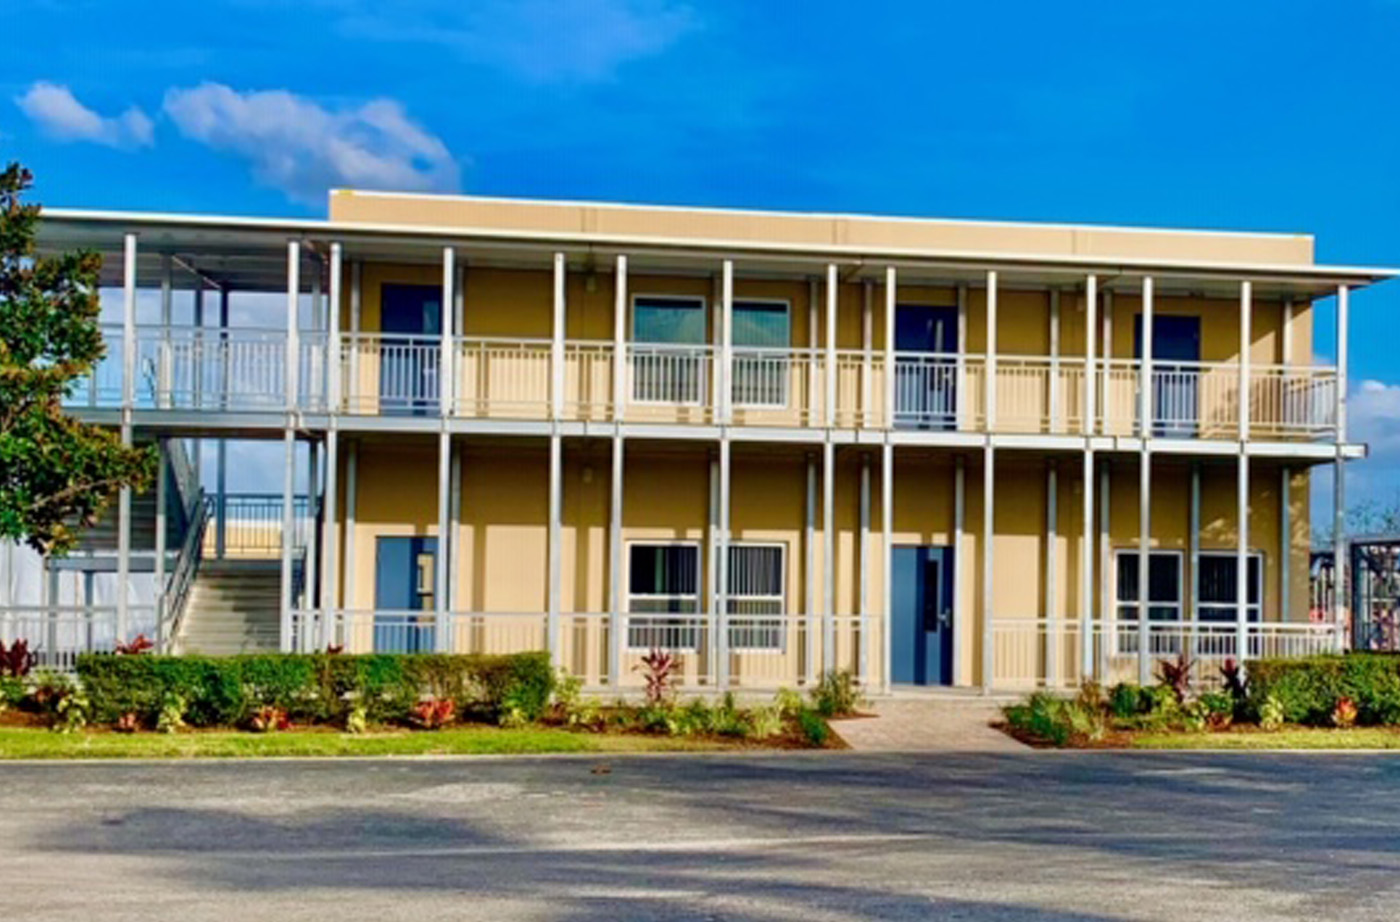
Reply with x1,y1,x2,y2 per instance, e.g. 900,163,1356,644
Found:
1000,653,1400,748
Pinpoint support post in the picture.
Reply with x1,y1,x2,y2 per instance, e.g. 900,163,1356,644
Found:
551,253,565,420
1101,289,1113,432
1190,462,1201,651
823,440,835,673
1080,449,1095,680
344,442,358,612
1137,450,1151,685
159,253,172,408
956,284,968,428
884,267,896,428
547,434,562,667
441,248,455,417
286,241,300,414
1237,451,1250,664
953,455,965,685
154,439,168,645
825,264,838,428
861,279,873,425
717,437,731,688
609,435,624,687
1280,466,1291,621
306,441,319,614
613,255,627,421
721,260,734,424
1045,460,1058,686
436,431,451,651
1099,460,1111,680
805,454,817,684
117,232,136,643
1335,284,1348,650
1049,289,1061,432
1140,277,1154,438
1240,281,1252,441
981,445,995,691
216,286,229,557
986,272,999,431
322,429,339,638
279,428,295,652
881,442,893,693
349,260,362,409
1084,275,1097,436
449,447,462,613
858,453,870,684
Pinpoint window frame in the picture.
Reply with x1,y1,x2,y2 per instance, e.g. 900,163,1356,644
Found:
625,539,704,652
725,541,787,653
730,298,793,409
628,294,710,406
1111,549,1185,657
1195,551,1264,624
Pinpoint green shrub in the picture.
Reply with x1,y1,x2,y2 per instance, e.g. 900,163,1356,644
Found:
75,651,555,729
1247,654,1400,727
797,707,830,745
1259,694,1285,731
156,692,187,734
747,705,783,740
810,670,864,717
0,676,25,709
1003,692,1072,746
1108,683,1141,720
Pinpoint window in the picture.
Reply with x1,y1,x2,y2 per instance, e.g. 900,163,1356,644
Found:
1197,553,1263,623
731,300,792,408
726,543,786,651
1114,551,1182,656
631,296,707,403
627,543,701,650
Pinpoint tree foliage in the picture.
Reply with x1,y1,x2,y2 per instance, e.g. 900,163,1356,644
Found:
0,163,154,554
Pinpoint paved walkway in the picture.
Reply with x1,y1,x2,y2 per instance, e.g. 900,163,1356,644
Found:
832,692,1029,752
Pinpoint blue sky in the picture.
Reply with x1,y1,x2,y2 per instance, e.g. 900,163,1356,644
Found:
4,0,1399,520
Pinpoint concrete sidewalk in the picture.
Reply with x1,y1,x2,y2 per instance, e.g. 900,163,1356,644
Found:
832,691,1028,752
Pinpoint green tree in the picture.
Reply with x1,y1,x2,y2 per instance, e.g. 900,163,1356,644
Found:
0,163,154,554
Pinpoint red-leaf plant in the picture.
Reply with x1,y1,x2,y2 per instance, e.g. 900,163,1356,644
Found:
637,649,678,707
0,639,36,678
115,712,141,734
411,697,456,730
1220,658,1248,703
1155,652,1194,704
248,706,291,733
115,634,154,656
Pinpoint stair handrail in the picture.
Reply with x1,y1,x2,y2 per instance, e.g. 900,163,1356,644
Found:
159,489,211,653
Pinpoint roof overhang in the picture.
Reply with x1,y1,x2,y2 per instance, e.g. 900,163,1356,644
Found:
35,207,1398,300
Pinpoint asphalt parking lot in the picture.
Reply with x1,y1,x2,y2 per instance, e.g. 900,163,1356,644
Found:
3,751,1398,921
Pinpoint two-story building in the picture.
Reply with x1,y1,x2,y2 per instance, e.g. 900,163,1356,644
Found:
9,191,1391,691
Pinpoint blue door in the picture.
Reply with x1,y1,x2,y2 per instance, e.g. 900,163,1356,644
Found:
374,536,437,652
1134,315,1201,437
894,305,958,429
380,284,442,416
891,546,954,685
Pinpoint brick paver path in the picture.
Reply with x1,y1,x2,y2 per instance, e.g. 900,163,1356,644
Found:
831,695,1029,752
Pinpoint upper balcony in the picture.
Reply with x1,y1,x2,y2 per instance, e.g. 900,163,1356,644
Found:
69,323,1340,441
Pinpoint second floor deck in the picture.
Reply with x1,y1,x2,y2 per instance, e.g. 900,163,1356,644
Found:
72,323,1339,441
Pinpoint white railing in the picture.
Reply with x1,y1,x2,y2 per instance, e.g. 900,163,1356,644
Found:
204,493,313,558
1250,364,1338,439
456,337,552,418
341,332,442,415
564,340,615,421
730,347,822,427
286,610,863,691
0,606,158,672
893,352,965,430
996,355,1087,434
991,617,1341,690
71,325,1343,440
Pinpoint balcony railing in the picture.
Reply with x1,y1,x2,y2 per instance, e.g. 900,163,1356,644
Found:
65,326,1343,440
289,610,877,690
990,617,1340,690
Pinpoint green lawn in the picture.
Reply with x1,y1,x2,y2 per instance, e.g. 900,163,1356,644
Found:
1131,727,1400,750
0,726,754,760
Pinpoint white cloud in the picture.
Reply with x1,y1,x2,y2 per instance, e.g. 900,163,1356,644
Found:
332,0,697,83
15,81,153,149
162,83,460,205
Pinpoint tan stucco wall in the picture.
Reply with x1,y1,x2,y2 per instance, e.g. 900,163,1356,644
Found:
330,191,1315,268
340,438,1310,688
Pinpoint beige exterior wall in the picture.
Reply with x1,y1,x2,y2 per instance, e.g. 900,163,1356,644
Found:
340,437,1309,688
330,191,1315,268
